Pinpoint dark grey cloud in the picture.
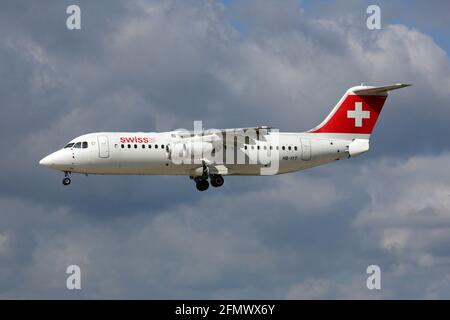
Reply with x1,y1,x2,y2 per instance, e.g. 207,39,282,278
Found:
0,0,450,298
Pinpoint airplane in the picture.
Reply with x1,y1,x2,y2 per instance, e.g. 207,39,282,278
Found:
39,83,410,191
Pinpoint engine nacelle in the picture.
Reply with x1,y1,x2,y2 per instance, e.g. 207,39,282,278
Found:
169,143,186,159
188,141,213,159
169,141,213,163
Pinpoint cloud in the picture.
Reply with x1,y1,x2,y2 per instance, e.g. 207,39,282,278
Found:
353,153,450,277
0,173,346,298
0,0,449,298
3,152,450,298
354,153,450,229
286,276,384,299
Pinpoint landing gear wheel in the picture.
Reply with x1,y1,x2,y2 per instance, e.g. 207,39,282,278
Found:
196,179,209,191
210,175,224,188
62,177,71,186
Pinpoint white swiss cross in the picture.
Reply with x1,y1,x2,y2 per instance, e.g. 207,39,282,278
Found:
347,102,370,127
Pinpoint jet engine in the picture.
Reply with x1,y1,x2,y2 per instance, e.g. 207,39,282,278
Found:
169,141,214,163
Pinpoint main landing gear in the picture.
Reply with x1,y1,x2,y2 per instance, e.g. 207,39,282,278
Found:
193,174,225,191
62,172,71,186
195,178,209,191
210,174,224,188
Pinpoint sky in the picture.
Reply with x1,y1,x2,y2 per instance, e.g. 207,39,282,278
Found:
0,0,450,299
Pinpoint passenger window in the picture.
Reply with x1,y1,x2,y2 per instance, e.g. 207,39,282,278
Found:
134,144,137,149
82,142,88,149
270,146,273,150
244,145,247,150
155,145,158,149
288,146,291,151
294,146,298,151
276,146,279,150
73,142,82,148
142,145,145,149
64,143,75,149
121,144,125,149
128,144,131,149
257,146,260,150
282,146,285,151
148,144,152,149
161,144,164,149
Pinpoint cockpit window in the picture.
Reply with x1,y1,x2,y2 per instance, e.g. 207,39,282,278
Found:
73,142,82,148
64,143,75,149
82,142,88,149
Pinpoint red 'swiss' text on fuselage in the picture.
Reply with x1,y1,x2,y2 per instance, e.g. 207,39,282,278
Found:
119,137,153,144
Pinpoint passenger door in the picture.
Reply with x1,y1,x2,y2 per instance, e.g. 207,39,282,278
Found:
301,139,311,161
98,135,110,158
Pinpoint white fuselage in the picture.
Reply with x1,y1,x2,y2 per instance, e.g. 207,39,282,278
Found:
39,131,353,177
38,84,408,190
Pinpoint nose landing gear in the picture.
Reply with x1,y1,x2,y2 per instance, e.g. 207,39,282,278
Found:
62,172,71,186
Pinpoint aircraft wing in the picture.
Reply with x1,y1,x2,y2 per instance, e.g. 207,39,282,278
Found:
171,126,272,176
172,126,272,147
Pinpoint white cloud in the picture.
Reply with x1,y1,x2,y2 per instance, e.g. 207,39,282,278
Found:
1,0,450,299
286,276,385,299
354,153,450,229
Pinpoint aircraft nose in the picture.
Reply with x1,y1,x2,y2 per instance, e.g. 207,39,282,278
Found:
39,150,73,171
39,152,62,168
39,154,52,167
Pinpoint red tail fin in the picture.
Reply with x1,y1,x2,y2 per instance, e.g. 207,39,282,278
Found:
309,84,410,137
